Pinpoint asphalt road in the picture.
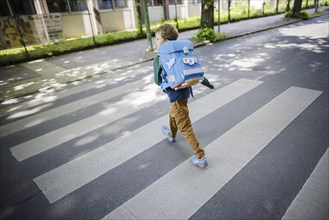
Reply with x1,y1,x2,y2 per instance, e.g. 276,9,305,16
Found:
0,15,328,219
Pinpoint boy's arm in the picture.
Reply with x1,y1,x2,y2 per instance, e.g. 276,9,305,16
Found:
153,54,162,86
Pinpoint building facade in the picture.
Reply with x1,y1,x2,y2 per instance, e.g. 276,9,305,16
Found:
0,0,276,49
0,0,206,39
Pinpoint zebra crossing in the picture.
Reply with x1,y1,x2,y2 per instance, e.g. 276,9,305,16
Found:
103,86,322,219
33,78,262,204
0,67,327,219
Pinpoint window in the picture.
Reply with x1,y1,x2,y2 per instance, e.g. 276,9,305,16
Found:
148,0,163,6
98,0,113,9
46,0,88,13
0,0,11,16
47,0,69,12
168,0,183,4
0,0,36,16
148,0,182,5
11,0,36,15
98,0,127,9
114,0,127,8
153,0,163,6
69,0,88,11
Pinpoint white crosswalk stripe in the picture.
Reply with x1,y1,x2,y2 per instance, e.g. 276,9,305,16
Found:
103,87,322,219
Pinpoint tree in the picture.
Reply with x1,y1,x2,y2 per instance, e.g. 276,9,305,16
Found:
200,0,215,29
162,0,169,20
141,0,153,51
286,0,291,11
135,0,143,36
314,0,319,12
217,0,221,33
289,0,303,17
262,0,266,15
228,0,231,22
248,0,250,17
276,0,280,13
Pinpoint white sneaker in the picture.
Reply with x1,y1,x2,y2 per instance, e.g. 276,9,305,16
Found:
161,126,175,143
192,155,208,168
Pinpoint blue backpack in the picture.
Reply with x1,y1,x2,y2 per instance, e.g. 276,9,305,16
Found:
158,40,204,89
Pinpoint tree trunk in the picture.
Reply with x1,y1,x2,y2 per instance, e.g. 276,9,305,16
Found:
228,0,231,22
248,0,250,17
291,0,303,16
135,0,143,35
286,0,291,11
315,0,319,12
201,0,214,29
141,0,153,51
163,0,169,20
217,0,221,33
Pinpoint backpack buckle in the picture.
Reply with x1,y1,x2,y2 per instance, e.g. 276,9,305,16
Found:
183,47,189,54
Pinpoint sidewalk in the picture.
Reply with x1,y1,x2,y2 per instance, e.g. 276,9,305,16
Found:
0,7,328,102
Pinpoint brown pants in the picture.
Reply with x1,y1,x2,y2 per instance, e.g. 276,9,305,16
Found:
169,99,205,159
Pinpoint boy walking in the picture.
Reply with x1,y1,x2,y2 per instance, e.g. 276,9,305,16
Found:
153,24,208,168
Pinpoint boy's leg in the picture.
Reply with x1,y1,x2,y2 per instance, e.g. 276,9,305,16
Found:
172,100,205,159
169,102,178,139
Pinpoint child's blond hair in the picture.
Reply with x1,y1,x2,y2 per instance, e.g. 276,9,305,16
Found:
155,24,179,41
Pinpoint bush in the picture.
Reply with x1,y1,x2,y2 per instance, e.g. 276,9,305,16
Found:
285,11,310,20
299,11,311,19
194,28,227,42
0,47,28,65
196,28,217,42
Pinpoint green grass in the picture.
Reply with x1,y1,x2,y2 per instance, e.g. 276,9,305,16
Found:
0,31,144,66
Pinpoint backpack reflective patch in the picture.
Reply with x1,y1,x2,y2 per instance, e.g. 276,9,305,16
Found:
159,40,205,89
